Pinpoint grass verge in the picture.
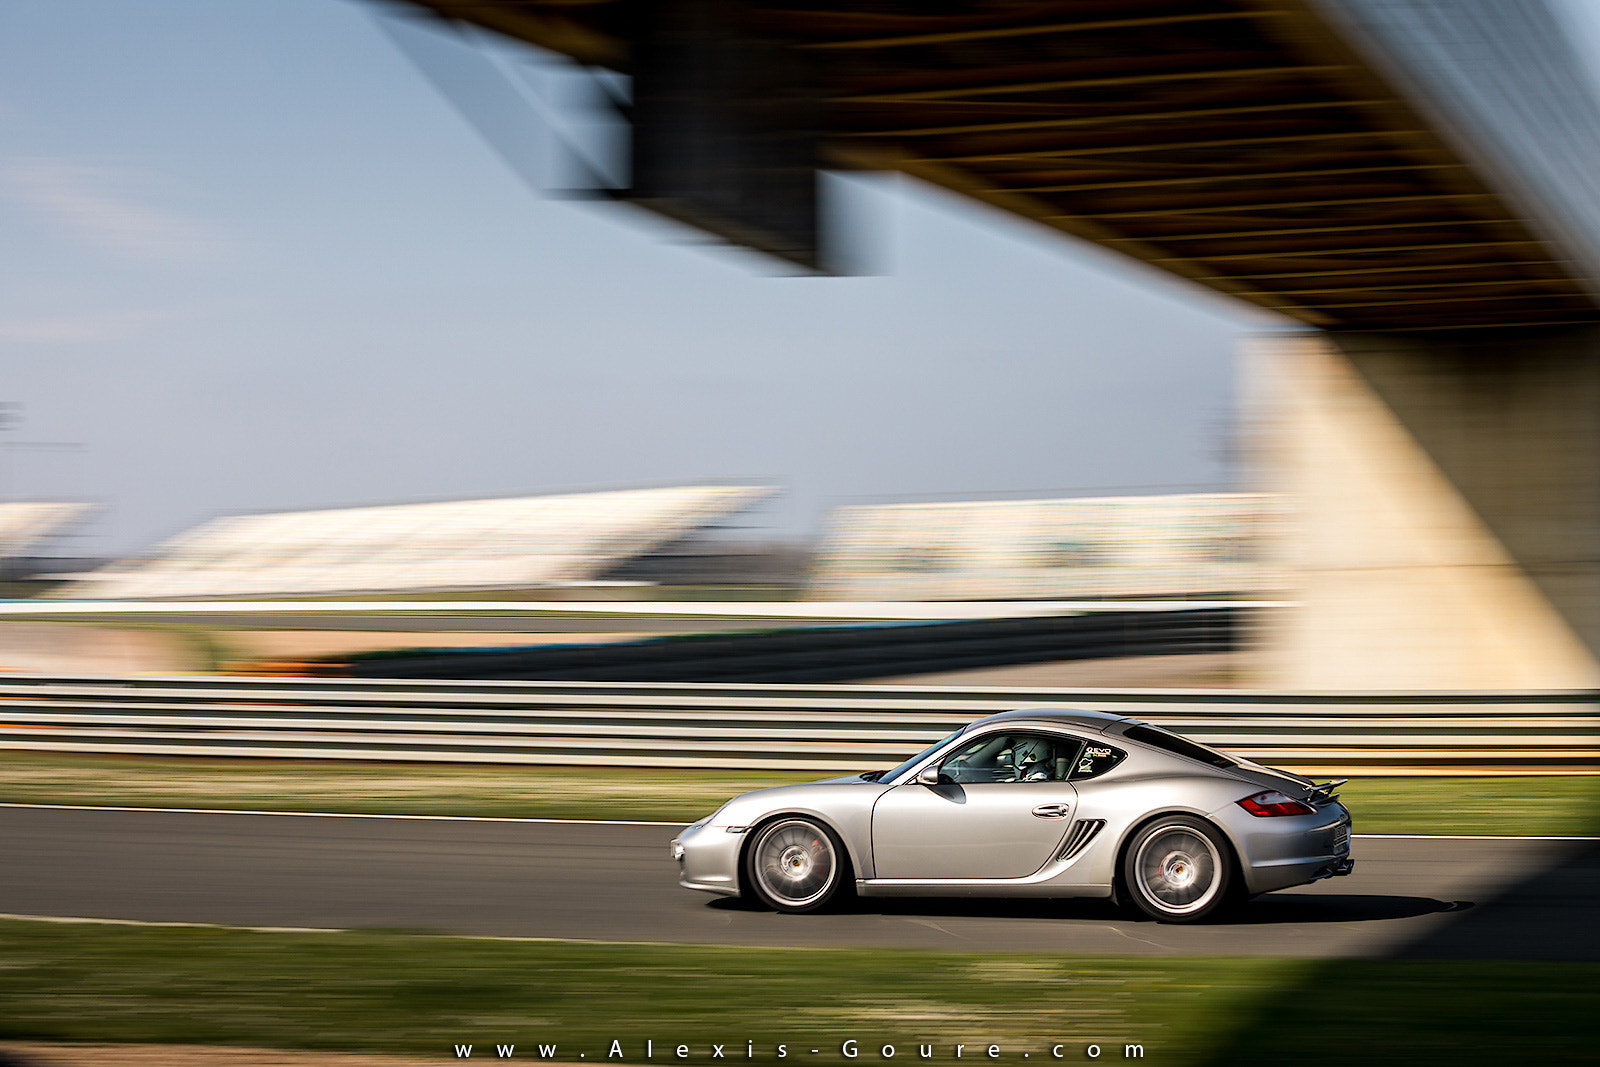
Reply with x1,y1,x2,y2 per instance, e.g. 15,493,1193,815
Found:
1,751,1597,834
1334,775,1600,837
0,751,809,823
0,919,1590,1065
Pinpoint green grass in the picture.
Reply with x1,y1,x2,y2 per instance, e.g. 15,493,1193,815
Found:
1334,776,1600,837
0,920,1590,1065
1,751,1596,834
0,751,811,822
1193,958,1600,1066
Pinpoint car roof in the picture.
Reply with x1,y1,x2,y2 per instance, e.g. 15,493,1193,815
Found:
968,707,1136,733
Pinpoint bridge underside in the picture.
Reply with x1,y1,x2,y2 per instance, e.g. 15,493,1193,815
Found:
399,0,1599,330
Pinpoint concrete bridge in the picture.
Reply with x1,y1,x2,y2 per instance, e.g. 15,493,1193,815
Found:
387,0,1600,689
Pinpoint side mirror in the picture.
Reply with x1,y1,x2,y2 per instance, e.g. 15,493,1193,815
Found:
916,766,943,785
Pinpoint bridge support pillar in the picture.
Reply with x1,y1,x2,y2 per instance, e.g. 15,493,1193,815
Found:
1252,328,1600,689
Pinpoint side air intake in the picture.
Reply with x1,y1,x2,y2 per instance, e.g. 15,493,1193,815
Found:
1056,819,1106,863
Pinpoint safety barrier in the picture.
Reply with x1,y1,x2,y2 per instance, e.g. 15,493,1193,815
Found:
334,607,1241,681
0,673,1595,773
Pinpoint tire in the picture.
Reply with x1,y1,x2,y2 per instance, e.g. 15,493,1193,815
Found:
1120,815,1234,923
744,816,847,913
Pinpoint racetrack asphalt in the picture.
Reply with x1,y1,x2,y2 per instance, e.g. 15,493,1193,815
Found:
2,806,1595,959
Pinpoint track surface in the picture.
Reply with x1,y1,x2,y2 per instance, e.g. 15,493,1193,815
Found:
2,806,1595,959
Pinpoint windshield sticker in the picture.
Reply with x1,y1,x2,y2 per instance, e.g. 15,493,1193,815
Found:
1086,746,1112,758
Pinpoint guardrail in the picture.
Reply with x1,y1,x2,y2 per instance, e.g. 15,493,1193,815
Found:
334,608,1241,682
1,674,1595,773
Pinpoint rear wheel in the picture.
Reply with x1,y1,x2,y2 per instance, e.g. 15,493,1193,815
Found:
745,817,846,913
1121,815,1233,923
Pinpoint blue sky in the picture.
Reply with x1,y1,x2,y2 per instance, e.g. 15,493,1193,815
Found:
17,0,1580,556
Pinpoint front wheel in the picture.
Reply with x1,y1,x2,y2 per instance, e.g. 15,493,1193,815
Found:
1121,815,1234,923
744,817,847,913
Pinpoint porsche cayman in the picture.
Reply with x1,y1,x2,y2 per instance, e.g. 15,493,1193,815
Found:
671,708,1353,922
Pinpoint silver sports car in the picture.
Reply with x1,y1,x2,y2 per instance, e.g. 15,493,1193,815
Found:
672,708,1353,922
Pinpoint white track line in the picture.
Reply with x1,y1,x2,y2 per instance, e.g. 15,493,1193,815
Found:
0,912,701,946
3,802,1598,839
1354,832,1600,841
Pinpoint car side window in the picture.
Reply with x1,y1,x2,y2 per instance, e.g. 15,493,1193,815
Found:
1068,742,1127,781
939,732,1084,784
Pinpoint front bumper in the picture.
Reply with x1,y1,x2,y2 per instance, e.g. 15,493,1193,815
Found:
672,818,744,898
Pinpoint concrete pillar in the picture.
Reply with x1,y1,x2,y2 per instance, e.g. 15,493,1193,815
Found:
1250,327,1600,690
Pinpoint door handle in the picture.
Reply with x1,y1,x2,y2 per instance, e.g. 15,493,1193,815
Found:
1032,804,1069,818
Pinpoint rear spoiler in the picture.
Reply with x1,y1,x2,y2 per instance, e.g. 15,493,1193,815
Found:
1309,778,1349,803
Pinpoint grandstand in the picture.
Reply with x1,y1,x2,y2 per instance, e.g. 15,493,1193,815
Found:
0,502,96,582
0,502,93,556
807,493,1284,602
68,486,774,599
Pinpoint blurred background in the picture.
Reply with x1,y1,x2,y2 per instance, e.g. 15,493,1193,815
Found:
3,3,1600,1064
6,0,1600,694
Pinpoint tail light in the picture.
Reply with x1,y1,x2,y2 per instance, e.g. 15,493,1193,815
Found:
1238,790,1317,817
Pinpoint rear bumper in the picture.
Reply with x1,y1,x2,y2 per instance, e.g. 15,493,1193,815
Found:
1245,853,1351,894
1220,802,1354,895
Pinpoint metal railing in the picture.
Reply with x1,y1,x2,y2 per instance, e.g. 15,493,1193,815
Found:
332,608,1241,682
0,673,1595,773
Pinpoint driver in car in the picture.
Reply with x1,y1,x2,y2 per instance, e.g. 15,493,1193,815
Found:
1013,737,1054,780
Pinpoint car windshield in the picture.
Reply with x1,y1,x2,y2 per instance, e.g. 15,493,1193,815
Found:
876,729,965,783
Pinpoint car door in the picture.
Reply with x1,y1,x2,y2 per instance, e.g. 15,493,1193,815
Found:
870,730,1085,880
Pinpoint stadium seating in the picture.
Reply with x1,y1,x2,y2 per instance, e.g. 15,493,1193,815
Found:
68,486,772,599
807,493,1283,601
